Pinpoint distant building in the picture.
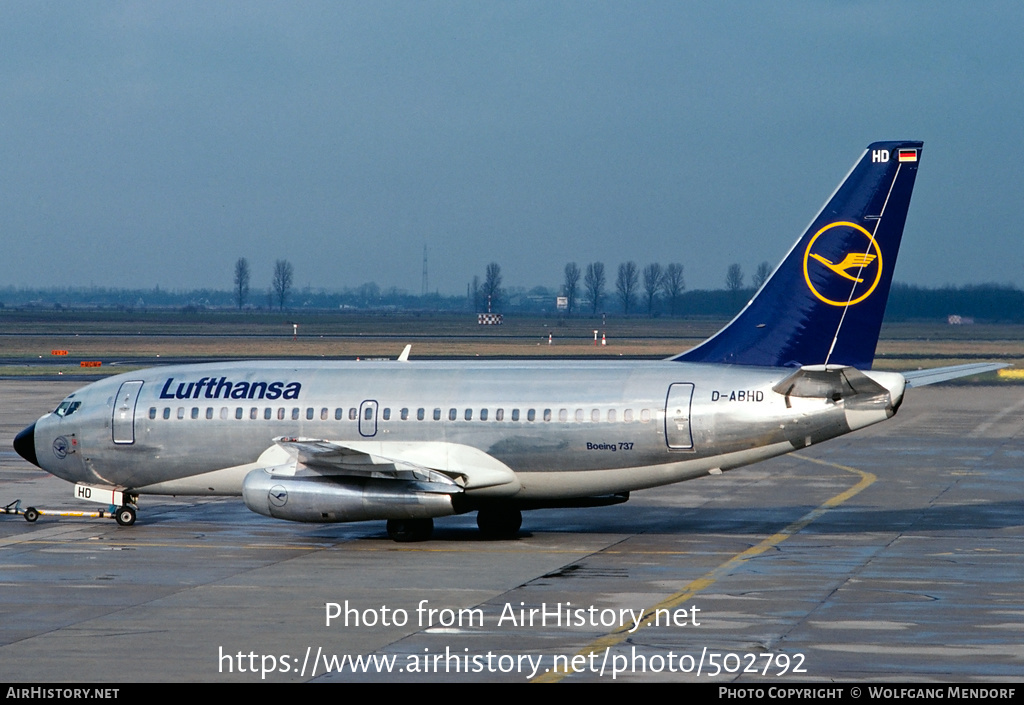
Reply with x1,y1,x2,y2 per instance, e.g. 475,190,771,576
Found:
947,315,975,325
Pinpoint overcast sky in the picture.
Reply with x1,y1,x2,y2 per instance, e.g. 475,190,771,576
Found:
2,2,1021,295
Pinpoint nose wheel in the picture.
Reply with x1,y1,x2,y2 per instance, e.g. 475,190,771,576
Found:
115,505,137,526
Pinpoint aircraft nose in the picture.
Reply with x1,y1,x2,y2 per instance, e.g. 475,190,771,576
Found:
14,423,39,468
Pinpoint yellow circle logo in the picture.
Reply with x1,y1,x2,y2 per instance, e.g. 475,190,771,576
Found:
802,221,882,307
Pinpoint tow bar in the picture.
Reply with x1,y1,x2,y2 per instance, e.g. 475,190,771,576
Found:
2,499,132,524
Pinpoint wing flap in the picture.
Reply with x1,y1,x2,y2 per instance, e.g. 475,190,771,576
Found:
263,437,521,495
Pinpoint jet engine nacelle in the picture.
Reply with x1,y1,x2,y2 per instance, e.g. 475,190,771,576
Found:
242,470,457,523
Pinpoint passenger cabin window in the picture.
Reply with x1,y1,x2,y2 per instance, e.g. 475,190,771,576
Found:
382,408,391,421
417,408,425,421
464,409,472,421
433,408,441,421
206,408,214,420
480,409,488,421
543,409,552,422
149,407,157,420
495,409,504,421
512,409,520,421
264,408,272,420
349,408,357,421
163,408,171,420
321,408,329,421
527,409,535,422
235,408,243,420
335,408,343,420
449,408,457,421
306,408,314,420
191,407,199,420
401,408,409,420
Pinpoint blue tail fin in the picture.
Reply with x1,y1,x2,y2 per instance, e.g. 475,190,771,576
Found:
675,141,922,369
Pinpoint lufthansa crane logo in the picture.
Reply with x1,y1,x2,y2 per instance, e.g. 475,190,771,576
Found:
268,485,288,508
802,221,883,306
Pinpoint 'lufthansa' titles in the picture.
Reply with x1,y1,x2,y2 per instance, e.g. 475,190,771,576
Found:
159,377,301,401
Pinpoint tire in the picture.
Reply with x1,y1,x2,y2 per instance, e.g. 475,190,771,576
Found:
386,518,433,542
115,505,137,527
476,508,522,539
24,507,39,523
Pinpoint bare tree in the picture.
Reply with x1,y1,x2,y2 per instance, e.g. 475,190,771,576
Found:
642,263,663,316
584,262,605,314
469,275,481,311
357,281,380,307
563,262,581,315
726,263,744,292
482,262,503,311
272,259,294,310
616,261,639,314
662,263,685,316
234,257,250,310
752,261,772,290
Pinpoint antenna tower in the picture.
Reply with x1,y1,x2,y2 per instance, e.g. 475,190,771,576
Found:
421,244,428,297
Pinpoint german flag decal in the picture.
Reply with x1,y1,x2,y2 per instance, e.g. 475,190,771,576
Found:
898,148,917,162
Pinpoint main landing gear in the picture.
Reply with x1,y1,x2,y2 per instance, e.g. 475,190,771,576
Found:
386,518,434,542
476,508,523,539
384,508,524,542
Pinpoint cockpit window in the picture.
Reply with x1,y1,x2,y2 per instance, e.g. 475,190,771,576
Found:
54,400,82,417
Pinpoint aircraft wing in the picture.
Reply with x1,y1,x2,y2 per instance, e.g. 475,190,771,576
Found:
903,363,1008,387
256,437,521,494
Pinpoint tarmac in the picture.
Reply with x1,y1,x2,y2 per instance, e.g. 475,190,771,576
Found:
1,379,1022,683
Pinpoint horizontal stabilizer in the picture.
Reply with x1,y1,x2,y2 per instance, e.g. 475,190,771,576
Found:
903,363,1008,387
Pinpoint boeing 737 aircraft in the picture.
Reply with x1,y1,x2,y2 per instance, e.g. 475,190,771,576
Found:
12,141,1003,541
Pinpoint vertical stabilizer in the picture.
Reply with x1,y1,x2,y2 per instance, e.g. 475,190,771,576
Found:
675,141,922,369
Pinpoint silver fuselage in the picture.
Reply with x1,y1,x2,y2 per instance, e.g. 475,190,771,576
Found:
27,359,905,501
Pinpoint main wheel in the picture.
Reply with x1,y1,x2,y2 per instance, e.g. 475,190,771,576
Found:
24,507,39,523
476,508,522,539
386,518,433,542
115,505,137,527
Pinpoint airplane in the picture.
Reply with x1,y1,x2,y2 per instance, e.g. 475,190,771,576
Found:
12,140,1004,541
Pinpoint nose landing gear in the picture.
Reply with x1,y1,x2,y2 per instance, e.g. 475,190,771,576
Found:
115,504,137,526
